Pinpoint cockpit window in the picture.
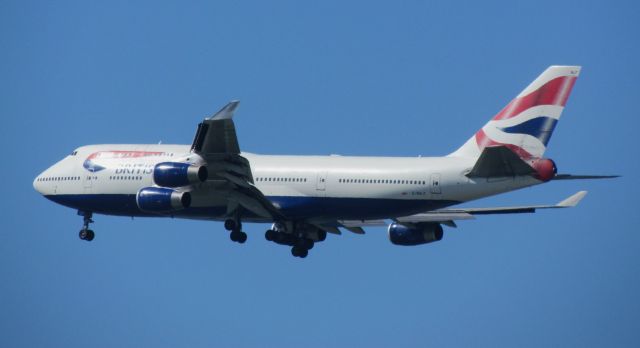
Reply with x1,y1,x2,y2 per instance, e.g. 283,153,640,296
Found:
70,151,78,156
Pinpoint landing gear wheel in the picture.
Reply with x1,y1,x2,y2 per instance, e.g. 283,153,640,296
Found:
291,246,308,258
298,238,314,250
78,211,95,242
79,229,95,241
224,219,238,231
230,230,247,243
265,230,276,241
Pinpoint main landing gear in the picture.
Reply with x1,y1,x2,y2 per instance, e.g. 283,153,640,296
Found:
78,211,95,241
265,227,316,259
224,218,247,244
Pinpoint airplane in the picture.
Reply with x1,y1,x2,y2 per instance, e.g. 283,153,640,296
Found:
33,65,616,258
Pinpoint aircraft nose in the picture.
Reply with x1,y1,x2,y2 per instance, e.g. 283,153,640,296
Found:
33,172,44,194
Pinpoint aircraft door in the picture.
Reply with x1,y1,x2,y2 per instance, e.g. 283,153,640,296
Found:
430,173,441,194
83,173,93,193
316,171,327,191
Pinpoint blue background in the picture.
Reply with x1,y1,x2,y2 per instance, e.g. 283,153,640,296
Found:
2,1,639,347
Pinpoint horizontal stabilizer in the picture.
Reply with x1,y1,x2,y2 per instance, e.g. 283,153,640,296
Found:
467,146,535,178
553,174,620,180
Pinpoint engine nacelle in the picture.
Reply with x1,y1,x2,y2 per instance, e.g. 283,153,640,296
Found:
388,222,443,246
530,158,557,182
153,162,208,188
136,187,191,212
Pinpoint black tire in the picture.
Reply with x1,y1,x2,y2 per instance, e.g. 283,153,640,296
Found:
265,230,276,241
291,246,300,257
85,230,95,241
224,219,236,231
275,232,290,245
298,248,308,258
230,231,239,242
79,229,87,240
304,239,314,250
296,238,314,250
238,232,247,244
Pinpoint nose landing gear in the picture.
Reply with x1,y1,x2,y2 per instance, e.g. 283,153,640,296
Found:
78,211,95,241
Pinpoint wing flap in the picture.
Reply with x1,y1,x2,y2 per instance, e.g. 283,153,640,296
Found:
396,212,475,223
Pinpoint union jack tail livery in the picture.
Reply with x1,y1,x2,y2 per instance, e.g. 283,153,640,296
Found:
450,65,580,159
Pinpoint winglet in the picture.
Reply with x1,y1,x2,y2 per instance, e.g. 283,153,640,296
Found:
209,100,240,120
557,191,588,207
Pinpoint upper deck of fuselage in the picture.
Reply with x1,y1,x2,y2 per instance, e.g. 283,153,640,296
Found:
34,143,476,187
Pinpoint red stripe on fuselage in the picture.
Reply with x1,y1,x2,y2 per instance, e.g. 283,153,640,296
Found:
493,76,577,121
86,151,166,160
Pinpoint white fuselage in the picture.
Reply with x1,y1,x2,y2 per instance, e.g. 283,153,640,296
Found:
33,144,542,223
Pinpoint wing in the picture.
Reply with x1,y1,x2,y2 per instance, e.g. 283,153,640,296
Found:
191,101,283,219
397,190,587,228
327,191,587,232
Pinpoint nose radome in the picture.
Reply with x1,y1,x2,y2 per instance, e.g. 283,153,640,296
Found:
33,166,52,195
33,172,44,194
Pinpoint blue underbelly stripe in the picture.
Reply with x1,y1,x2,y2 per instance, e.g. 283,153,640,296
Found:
44,194,459,221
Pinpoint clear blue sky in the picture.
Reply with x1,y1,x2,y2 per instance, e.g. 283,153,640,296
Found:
1,1,639,347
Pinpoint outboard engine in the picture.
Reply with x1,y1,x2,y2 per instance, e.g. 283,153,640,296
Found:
153,162,208,188
136,187,191,212
388,222,444,246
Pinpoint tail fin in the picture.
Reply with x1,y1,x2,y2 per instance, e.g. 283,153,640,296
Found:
449,66,581,158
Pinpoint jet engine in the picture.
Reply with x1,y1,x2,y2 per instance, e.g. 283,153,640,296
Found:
388,222,443,246
153,162,208,188
136,187,191,212
531,158,557,182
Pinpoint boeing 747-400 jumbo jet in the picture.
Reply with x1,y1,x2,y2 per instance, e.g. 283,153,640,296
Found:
34,66,615,258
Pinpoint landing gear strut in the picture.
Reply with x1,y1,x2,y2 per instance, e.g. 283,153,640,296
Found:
78,211,95,241
225,218,247,244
